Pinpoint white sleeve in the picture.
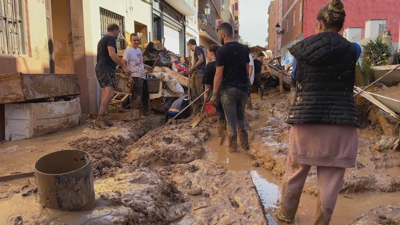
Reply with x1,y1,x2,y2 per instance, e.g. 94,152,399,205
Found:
249,55,254,66
122,48,130,61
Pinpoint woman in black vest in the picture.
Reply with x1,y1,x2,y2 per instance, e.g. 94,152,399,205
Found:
277,0,361,224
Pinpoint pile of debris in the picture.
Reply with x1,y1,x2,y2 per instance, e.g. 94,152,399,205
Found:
113,41,191,118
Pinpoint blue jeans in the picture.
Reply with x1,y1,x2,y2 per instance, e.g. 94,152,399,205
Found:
221,87,249,151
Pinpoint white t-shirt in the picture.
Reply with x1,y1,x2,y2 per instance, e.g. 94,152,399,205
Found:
123,46,145,79
249,55,255,85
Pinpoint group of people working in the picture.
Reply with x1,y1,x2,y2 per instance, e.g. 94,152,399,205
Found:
94,0,361,223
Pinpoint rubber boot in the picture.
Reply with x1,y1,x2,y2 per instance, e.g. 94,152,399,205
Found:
259,86,265,99
227,128,238,153
246,96,254,110
217,120,226,137
237,120,249,150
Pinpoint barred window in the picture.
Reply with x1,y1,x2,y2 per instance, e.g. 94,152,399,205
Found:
100,8,125,51
0,0,26,55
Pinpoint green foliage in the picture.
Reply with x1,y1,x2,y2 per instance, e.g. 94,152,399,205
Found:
357,60,374,86
362,37,391,66
239,38,251,46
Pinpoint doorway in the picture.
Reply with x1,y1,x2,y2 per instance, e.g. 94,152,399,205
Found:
134,21,148,45
50,0,74,74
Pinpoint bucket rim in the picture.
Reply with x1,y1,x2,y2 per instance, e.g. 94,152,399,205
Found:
34,150,92,176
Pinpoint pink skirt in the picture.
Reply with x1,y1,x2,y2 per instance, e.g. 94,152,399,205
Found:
289,124,358,168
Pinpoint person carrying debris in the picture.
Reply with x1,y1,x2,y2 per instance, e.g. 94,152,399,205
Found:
253,52,265,99
203,45,225,137
187,39,206,112
94,24,132,128
123,33,148,116
210,22,250,152
165,95,190,122
277,0,362,224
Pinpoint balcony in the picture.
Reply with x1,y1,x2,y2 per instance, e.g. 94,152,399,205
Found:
165,0,195,15
210,0,222,19
234,2,239,22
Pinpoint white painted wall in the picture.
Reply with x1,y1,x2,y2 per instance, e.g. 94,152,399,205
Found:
344,28,362,42
365,20,386,39
86,0,153,57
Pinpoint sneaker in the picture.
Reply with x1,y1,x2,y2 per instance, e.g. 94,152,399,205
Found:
275,211,294,223
103,114,114,126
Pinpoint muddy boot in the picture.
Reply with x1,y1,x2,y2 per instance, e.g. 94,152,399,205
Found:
103,114,114,126
140,107,150,117
247,96,254,110
275,212,294,223
94,114,106,129
259,86,264,99
226,129,238,153
217,120,226,137
237,120,249,150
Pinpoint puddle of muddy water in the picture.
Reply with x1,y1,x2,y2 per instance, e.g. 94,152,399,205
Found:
204,114,400,225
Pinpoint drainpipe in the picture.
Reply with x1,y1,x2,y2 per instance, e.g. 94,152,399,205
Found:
183,16,187,57
150,0,153,41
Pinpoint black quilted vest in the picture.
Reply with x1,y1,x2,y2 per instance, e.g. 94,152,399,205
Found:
285,32,360,127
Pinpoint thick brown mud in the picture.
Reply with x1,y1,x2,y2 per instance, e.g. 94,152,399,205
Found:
248,90,400,195
350,205,400,224
0,113,266,224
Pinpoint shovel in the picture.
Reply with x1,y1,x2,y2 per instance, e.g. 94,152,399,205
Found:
191,102,206,128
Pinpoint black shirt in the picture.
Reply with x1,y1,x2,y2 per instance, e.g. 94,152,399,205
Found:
254,59,262,76
194,46,206,72
203,61,216,85
216,42,250,92
95,35,118,73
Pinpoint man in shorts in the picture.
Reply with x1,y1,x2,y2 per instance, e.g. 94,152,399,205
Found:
95,23,132,128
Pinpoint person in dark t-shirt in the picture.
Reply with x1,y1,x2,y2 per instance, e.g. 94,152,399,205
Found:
94,24,132,129
210,22,250,152
187,39,206,112
203,45,225,137
253,52,265,98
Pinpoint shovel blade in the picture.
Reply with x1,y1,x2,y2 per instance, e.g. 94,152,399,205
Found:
191,114,206,128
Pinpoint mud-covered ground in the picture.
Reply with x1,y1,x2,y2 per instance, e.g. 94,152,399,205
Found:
248,90,400,196
0,114,267,224
2,89,400,224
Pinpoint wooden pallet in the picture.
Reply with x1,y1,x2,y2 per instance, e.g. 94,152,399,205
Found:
110,92,131,111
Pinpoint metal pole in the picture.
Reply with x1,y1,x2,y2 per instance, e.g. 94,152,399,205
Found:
354,64,400,97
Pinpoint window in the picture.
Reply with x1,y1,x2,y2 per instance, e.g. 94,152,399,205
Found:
0,0,26,55
299,2,302,21
293,10,296,27
100,8,125,51
286,18,289,32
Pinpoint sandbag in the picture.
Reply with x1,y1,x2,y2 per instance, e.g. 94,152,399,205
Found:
163,67,189,87
150,72,184,96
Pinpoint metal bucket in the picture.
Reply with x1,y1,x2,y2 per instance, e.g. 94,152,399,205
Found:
34,150,95,211
147,77,161,94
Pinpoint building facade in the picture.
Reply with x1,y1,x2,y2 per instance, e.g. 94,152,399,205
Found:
267,1,275,53
198,0,222,56
270,0,400,57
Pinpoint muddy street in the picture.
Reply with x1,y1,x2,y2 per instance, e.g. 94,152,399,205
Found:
1,90,400,225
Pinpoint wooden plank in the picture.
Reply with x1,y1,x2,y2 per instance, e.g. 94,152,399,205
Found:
266,63,292,88
0,73,81,104
279,71,284,94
